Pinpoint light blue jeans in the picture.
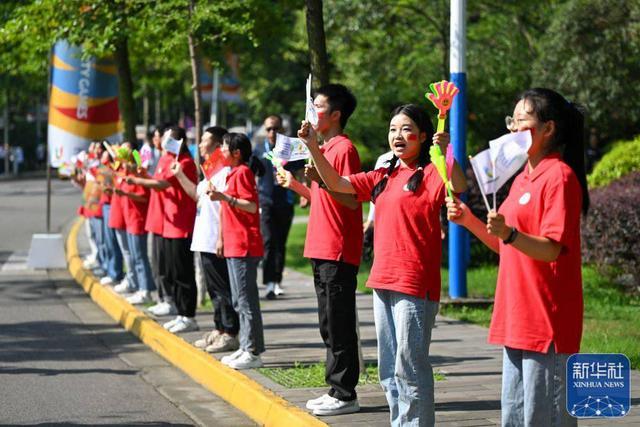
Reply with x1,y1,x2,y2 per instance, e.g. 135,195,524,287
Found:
227,257,265,355
115,228,137,289
374,289,439,427
101,204,123,281
502,346,576,427
126,232,156,292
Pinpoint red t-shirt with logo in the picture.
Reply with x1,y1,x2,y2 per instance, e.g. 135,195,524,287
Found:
122,178,150,235
489,154,583,354
303,135,363,266
221,164,264,257
108,177,126,231
144,154,172,236
158,153,197,239
349,163,445,300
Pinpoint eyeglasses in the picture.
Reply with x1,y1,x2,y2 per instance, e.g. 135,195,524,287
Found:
265,127,279,132
505,116,524,131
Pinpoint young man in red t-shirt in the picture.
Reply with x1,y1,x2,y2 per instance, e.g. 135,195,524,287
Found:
279,84,363,416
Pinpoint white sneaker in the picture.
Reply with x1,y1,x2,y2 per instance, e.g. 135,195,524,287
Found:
153,301,177,316
83,258,98,269
194,330,221,349
312,396,360,416
274,283,284,296
265,282,276,300
114,280,136,294
163,316,183,330
99,276,114,285
306,393,333,410
221,348,245,365
169,317,199,333
147,301,164,314
206,334,239,353
126,291,151,305
228,351,263,370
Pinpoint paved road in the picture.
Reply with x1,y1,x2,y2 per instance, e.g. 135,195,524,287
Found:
0,177,254,426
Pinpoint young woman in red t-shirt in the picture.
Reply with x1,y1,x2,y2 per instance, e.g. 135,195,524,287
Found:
206,132,266,370
299,104,467,426
447,88,588,426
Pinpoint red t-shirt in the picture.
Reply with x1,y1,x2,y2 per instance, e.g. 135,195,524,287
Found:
350,163,445,300
122,178,150,235
158,153,197,239
221,164,264,257
145,154,172,235
489,154,583,354
303,135,363,266
108,179,126,231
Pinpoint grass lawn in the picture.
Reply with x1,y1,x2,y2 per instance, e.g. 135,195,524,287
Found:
257,362,445,389
285,222,640,370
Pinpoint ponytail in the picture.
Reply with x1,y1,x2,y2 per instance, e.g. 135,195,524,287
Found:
562,103,589,215
519,88,590,215
371,155,399,203
248,155,265,177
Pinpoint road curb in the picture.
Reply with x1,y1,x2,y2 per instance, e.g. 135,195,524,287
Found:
65,217,327,427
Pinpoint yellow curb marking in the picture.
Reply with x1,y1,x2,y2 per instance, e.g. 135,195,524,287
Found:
66,217,327,427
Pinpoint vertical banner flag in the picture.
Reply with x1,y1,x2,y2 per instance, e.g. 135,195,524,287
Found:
219,51,243,104
48,40,120,167
199,59,213,104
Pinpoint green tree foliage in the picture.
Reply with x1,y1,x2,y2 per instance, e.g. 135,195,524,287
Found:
533,0,640,142
588,136,640,188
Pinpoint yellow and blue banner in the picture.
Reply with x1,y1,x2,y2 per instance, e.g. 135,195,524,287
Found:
48,40,121,167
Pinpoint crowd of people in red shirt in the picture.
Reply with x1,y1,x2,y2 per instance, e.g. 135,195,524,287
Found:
70,84,588,426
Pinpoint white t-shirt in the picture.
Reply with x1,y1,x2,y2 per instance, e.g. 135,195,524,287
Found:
190,166,230,253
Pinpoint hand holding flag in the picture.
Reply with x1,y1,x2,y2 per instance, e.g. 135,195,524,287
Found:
305,74,318,126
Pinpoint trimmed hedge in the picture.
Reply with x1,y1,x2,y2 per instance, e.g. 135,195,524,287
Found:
588,136,640,188
582,171,640,290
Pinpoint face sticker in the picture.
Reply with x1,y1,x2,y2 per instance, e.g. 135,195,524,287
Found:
407,134,418,142
519,192,531,205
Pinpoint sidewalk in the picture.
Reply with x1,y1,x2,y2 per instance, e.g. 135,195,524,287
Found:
75,225,640,426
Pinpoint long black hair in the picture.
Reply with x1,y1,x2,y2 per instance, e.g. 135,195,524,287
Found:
223,132,265,177
370,104,434,203
518,88,589,215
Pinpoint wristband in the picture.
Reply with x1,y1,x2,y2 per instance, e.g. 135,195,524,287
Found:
503,227,518,245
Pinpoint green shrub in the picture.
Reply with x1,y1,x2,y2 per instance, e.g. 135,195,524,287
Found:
588,136,640,188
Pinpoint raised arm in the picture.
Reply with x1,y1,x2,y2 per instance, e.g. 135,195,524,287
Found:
298,122,356,194
169,161,198,201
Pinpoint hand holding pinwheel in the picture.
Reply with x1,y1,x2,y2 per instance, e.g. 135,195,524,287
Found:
426,80,460,133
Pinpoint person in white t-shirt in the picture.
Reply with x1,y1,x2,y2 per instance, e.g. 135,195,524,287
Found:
170,127,240,353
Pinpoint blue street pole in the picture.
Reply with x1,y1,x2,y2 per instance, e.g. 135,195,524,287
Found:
449,0,468,298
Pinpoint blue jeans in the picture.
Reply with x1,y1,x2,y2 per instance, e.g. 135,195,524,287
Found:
88,217,105,271
115,228,137,289
502,346,576,427
374,289,439,427
126,232,156,292
101,204,123,281
226,257,265,354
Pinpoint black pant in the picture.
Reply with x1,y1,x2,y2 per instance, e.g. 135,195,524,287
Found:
260,203,294,284
311,258,360,401
164,237,197,317
152,234,170,301
201,251,239,335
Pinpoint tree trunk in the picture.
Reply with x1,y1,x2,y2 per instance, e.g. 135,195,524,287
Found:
305,0,330,89
142,83,149,135
188,0,202,167
113,37,137,144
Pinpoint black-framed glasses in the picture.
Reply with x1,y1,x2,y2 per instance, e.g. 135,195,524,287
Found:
265,127,279,132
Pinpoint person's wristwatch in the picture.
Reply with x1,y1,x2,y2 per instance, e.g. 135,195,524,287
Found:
503,227,519,245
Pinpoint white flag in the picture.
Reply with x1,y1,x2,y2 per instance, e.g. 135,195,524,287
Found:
488,130,532,187
274,133,310,162
469,148,499,195
162,130,183,156
305,74,318,126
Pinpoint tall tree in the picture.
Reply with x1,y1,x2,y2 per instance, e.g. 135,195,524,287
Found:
305,0,330,89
